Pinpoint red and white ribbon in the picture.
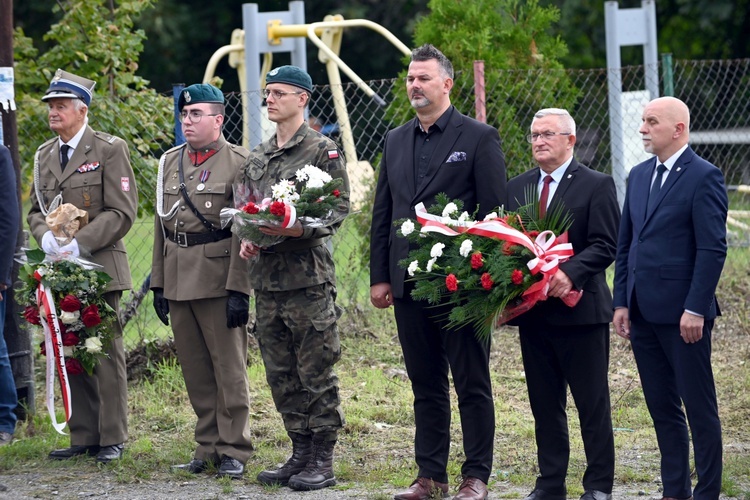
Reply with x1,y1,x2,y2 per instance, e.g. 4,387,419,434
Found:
281,203,297,228
413,202,581,324
414,202,573,276
36,272,72,435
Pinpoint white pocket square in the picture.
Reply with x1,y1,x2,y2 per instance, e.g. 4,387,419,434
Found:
446,151,467,163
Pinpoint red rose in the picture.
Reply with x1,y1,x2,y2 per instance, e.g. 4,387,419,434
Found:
527,230,539,239
502,241,517,256
65,358,84,375
81,305,102,328
59,294,82,312
511,269,524,285
62,332,80,347
481,273,494,290
39,340,47,356
332,189,340,197
241,202,259,214
269,201,286,217
446,274,459,292
24,306,41,325
470,252,483,270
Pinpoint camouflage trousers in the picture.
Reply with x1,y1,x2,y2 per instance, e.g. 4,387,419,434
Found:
255,282,344,441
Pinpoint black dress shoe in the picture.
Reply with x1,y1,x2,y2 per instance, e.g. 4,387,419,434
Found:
580,491,612,500
96,444,124,463
48,445,100,460
217,456,244,479
524,489,567,500
172,458,216,474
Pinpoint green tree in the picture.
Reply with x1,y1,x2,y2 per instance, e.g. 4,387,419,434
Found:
13,0,173,214
397,0,579,178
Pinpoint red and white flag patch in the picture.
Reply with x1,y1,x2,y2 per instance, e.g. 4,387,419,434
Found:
121,177,131,192
327,149,339,159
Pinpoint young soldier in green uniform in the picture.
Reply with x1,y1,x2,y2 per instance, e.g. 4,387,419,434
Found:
239,66,349,491
151,84,253,479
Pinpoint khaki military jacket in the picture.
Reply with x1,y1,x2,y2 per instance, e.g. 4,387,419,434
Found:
28,125,138,292
151,135,252,301
243,122,350,292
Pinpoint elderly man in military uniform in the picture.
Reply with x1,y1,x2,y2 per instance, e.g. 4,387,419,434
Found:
239,65,349,492
28,69,137,463
151,83,253,479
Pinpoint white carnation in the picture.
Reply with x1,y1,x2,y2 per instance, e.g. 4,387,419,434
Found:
430,242,446,258
459,239,473,257
483,212,498,221
458,211,471,223
442,203,458,218
401,220,415,236
407,260,420,277
426,257,437,272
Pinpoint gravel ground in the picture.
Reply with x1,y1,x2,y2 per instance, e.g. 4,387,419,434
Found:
0,471,743,500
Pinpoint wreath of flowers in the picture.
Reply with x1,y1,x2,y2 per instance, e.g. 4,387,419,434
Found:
397,190,578,340
17,248,116,375
223,164,348,248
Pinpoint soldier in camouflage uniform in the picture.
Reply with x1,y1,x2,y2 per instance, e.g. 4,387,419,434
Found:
151,84,253,480
239,66,349,492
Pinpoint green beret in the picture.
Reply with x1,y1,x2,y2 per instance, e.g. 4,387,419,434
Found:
266,65,313,93
178,83,224,111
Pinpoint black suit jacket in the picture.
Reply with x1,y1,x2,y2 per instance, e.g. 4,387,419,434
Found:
370,106,507,299
506,159,620,326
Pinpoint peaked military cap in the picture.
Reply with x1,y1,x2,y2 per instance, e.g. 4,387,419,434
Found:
41,69,96,106
178,83,225,111
266,65,313,93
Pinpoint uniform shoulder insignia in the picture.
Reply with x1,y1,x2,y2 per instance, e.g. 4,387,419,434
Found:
164,143,188,155
94,131,118,144
228,143,250,159
37,137,57,151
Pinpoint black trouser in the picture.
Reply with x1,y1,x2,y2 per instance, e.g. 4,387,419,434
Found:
519,322,615,495
394,284,494,484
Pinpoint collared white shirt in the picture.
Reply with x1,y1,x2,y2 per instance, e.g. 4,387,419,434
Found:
651,143,689,189
537,156,573,209
58,125,87,164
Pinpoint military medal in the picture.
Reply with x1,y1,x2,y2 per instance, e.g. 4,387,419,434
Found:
197,169,210,191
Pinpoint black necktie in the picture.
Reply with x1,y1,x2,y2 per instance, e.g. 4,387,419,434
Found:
647,163,666,212
60,144,71,170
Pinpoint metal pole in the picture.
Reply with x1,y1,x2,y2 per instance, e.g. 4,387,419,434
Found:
661,53,674,97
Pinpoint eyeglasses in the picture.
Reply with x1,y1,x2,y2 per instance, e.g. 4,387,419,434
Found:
179,111,220,123
526,132,572,143
263,89,303,99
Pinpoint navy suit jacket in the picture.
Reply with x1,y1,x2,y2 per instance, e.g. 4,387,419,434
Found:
370,106,507,299
613,146,728,323
0,145,19,287
506,159,620,326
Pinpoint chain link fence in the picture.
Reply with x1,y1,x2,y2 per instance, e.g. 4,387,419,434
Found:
16,58,750,346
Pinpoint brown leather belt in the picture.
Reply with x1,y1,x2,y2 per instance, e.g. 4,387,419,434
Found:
165,228,232,247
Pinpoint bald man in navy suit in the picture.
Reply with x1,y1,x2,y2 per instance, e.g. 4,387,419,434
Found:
613,96,728,500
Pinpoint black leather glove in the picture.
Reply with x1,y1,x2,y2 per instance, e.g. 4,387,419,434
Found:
152,288,170,326
226,291,250,329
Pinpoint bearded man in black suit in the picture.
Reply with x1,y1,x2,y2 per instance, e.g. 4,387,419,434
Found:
370,44,507,500
506,108,620,500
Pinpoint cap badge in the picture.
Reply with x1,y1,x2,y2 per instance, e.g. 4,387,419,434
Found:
184,90,191,103
269,68,279,76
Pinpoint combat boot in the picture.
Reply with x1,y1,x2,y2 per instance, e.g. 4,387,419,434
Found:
287,437,336,491
256,433,313,486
